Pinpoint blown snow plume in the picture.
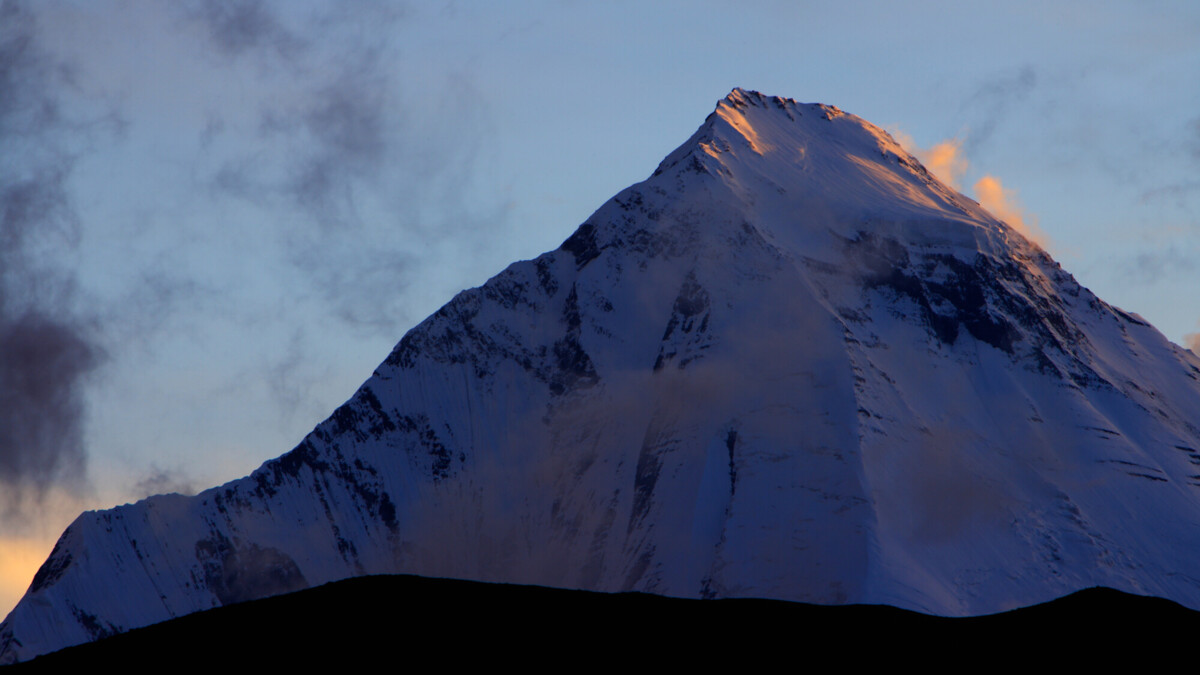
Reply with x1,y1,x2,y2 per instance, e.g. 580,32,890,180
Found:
6,89,1200,662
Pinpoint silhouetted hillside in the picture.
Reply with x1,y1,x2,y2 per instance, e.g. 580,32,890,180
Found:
9,575,1196,669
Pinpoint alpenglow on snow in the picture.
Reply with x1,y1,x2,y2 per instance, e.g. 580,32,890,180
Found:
5,88,1200,663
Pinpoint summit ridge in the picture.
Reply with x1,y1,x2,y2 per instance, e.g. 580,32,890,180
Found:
4,90,1200,663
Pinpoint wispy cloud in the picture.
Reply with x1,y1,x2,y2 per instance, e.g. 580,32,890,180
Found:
275,55,390,230
185,1,501,337
1140,180,1200,205
132,465,197,498
1139,117,1200,208
1123,246,1195,285
960,66,1037,155
260,327,330,429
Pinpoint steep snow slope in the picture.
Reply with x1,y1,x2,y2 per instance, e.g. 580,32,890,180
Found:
5,88,1200,663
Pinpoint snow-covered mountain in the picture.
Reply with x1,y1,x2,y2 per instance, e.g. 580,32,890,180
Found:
5,88,1200,663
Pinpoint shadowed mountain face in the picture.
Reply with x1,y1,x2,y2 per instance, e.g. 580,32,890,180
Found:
5,89,1200,663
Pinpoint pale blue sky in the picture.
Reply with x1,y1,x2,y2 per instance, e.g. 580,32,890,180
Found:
2,0,1198,612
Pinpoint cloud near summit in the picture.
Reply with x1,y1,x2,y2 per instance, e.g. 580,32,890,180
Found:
891,129,1049,249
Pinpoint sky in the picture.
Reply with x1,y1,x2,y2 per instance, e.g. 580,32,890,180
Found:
2,0,1199,616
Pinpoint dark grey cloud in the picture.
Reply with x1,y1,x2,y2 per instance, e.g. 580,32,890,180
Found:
0,313,100,498
187,0,304,62
960,66,1037,155
0,0,104,513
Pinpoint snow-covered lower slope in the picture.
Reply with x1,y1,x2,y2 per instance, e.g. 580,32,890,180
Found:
5,88,1200,663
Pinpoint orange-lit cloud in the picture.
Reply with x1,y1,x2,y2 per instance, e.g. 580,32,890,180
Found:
1186,330,1200,354
972,175,1049,248
922,139,968,190
891,128,1049,250
888,129,968,189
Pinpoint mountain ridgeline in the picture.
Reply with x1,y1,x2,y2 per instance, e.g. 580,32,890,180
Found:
5,89,1200,663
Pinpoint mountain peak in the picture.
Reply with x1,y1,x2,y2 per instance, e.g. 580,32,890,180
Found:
6,90,1200,664
643,89,1035,276
653,89,1000,242
717,87,841,122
